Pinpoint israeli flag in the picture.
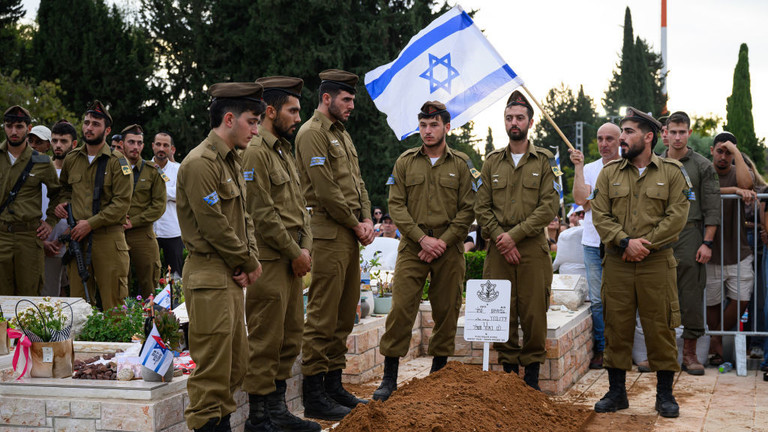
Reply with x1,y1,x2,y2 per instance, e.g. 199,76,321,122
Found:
139,322,174,376
365,5,524,140
555,149,564,201
154,284,172,309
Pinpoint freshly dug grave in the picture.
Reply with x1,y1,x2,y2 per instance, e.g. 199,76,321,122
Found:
334,362,590,432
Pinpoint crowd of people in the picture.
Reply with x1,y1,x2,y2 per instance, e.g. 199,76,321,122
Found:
1,67,765,431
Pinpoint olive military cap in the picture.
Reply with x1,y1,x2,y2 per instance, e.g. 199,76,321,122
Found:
657,115,669,126
86,100,112,125
621,106,662,131
506,90,533,112
3,105,31,123
208,82,264,102
256,76,303,98
121,124,144,137
319,69,358,93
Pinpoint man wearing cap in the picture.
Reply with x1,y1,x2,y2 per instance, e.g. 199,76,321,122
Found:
29,125,52,154
121,124,167,299
151,132,184,277
297,69,374,420
240,76,320,432
379,214,399,239
177,82,265,432
474,91,559,390
569,122,621,369
373,101,474,401
591,107,689,418
0,106,61,296
110,134,123,153
54,101,133,311
661,111,720,375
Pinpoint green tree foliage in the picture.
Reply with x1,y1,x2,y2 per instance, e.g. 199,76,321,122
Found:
32,0,153,130
484,126,494,157
691,114,722,137
0,0,33,74
603,7,666,117
0,71,78,140
725,43,763,171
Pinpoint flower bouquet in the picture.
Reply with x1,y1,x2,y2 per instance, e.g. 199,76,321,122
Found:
12,298,74,378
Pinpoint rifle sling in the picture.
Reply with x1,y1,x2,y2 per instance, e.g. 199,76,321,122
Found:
0,150,39,215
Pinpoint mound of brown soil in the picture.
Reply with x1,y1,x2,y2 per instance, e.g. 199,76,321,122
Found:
334,362,590,432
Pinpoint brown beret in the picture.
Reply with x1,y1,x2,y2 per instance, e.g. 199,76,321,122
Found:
86,100,112,125
319,69,359,93
621,106,662,131
3,105,31,122
120,124,144,137
506,90,532,112
420,101,448,116
208,82,264,102
256,76,303,98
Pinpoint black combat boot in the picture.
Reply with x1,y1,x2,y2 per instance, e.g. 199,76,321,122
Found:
430,356,448,373
655,370,680,418
197,415,233,432
215,414,231,432
245,395,279,432
372,356,399,401
325,369,368,408
194,418,218,432
523,363,541,390
302,373,350,421
502,363,519,374
266,380,321,431
594,368,629,413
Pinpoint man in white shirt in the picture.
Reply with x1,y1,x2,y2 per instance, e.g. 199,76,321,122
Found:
151,132,184,277
570,122,621,369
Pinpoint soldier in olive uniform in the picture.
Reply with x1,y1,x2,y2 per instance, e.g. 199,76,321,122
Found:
373,101,475,402
591,107,689,418
474,91,559,390
241,77,320,432
661,111,720,375
177,83,265,432
0,105,61,295
120,124,167,299
55,101,133,311
297,69,374,420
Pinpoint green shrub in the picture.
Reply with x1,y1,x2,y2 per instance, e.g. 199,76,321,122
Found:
78,300,145,342
464,251,487,283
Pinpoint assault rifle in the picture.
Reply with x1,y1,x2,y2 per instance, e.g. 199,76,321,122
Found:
58,204,91,302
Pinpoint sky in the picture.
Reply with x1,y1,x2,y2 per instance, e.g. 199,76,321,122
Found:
20,0,768,148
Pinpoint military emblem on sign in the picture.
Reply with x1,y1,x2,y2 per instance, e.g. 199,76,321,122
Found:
477,280,499,303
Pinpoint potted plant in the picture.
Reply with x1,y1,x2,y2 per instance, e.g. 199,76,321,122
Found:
12,299,74,378
374,269,394,314
140,308,181,382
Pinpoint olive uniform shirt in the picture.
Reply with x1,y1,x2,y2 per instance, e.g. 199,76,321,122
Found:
661,147,720,225
475,143,560,244
177,130,259,272
0,141,60,226
591,154,690,250
242,126,311,260
127,159,167,228
58,144,133,229
296,109,371,231
388,146,475,248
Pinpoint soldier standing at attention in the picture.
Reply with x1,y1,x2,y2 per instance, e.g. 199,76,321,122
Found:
55,101,133,310
241,76,319,432
661,111,720,375
474,91,559,390
372,101,475,402
0,105,61,295
177,83,265,432
297,69,374,420
591,107,689,418
120,124,167,299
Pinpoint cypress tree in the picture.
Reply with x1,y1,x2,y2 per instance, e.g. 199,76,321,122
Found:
725,43,762,170
484,127,494,156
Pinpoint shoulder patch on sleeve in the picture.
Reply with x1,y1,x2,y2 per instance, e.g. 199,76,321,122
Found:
472,176,483,192
118,157,131,176
386,174,395,186
203,191,219,206
587,188,596,201
553,179,563,195
309,156,326,167
243,169,255,182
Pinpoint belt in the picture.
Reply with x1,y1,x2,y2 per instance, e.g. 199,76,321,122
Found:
94,225,125,234
126,224,153,233
606,243,672,257
0,220,38,233
420,226,449,237
188,251,221,260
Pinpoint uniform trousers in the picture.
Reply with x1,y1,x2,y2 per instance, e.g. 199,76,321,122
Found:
125,225,161,299
672,224,706,340
0,229,43,296
67,226,128,311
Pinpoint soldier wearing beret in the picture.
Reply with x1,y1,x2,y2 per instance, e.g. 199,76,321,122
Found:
373,101,475,401
297,69,373,420
0,105,61,295
241,77,320,432
54,101,133,311
474,91,559,390
591,107,689,418
177,83,265,432
120,124,167,299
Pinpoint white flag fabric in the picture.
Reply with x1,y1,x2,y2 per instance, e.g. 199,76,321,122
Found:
139,322,174,376
365,4,524,140
154,284,171,309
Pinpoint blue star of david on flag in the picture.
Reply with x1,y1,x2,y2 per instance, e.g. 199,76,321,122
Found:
420,53,460,94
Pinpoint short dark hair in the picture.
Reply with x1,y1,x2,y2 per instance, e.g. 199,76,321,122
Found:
505,103,533,122
713,131,737,147
318,81,355,101
155,132,174,147
262,91,293,115
51,120,77,142
209,97,267,128
628,119,658,148
418,111,451,125
666,111,691,129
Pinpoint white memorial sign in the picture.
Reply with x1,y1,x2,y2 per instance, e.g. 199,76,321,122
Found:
464,279,511,371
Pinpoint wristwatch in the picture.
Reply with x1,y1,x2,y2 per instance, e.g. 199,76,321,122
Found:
619,237,630,250
702,240,714,249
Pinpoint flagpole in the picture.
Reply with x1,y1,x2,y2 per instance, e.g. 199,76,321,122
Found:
522,85,575,151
